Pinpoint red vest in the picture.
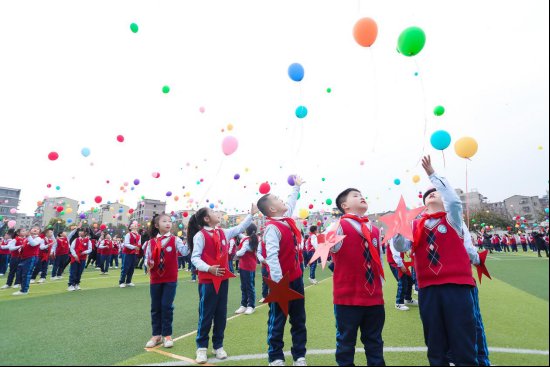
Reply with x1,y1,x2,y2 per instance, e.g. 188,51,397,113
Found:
40,238,54,262
266,220,303,283
198,229,229,285
520,236,527,244
510,237,517,245
75,238,90,261
332,219,384,307
150,236,179,284
412,215,475,289
99,240,112,256
10,237,24,258
238,237,257,272
56,238,70,256
306,234,316,252
260,241,270,271
123,233,141,255
21,237,41,260
0,239,10,255
385,243,404,268
111,242,119,255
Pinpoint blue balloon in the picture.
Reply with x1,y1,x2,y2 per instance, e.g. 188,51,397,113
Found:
81,147,91,157
545,208,549,214
288,63,304,82
67,219,73,223
430,130,452,150
296,106,308,119
209,203,215,209
394,179,401,186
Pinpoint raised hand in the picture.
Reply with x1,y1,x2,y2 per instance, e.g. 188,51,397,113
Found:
421,156,435,176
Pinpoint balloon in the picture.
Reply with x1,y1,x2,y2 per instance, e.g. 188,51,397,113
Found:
8,220,16,229
287,175,296,186
183,212,189,218
433,105,445,116
353,17,378,47
47,184,51,188
10,208,17,214
130,23,139,33
298,208,309,219
174,196,179,201
199,106,205,113
166,191,172,197
116,135,124,143
152,172,160,179
326,198,333,205
67,219,73,224
295,106,308,119
394,179,401,186
308,204,314,210
302,220,308,226
80,214,87,219
222,136,239,156
397,26,426,57
227,123,234,131
326,88,332,93
209,203,215,209
455,137,478,159
288,63,305,82
412,175,421,184
133,179,140,185
48,152,59,161
66,208,73,214
162,85,170,94
81,147,91,157
94,196,102,204
430,130,452,150
545,208,549,214
259,182,271,195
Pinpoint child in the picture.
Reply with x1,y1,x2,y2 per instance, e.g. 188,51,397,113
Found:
189,204,257,364
15,226,44,296
392,156,479,366
234,224,259,315
1,229,21,290
0,230,12,276
98,232,113,275
257,176,306,367
228,236,237,273
305,226,319,285
51,230,71,280
330,188,385,366
256,235,270,303
144,213,189,349
31,228,55,284
387,239,417,311
110,237,120,268
68,227,92,291
120,222,141,288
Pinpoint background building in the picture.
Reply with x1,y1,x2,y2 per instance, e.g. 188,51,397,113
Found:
0,186,21,220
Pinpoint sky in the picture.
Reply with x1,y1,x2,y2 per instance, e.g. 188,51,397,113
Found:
0,0,548,218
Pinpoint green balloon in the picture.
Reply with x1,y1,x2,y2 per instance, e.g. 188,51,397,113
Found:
60,211,65,216
434,105,445,116
326,88,332,93
130,23,139,33
322,178,326,182
397,26,426,57
326,198,333,205
297,193,301,200
162,85,170,94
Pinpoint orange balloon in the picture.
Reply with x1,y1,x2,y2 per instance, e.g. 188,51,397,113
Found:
353,18,378,47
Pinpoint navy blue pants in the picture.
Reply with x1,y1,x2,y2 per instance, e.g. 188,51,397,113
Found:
306,251,317,279
99,255,111,273
120,254,136,284
419,284,477,366
261,266,270,298
69,260,86,286
6,257,21,286
267,277,307,363
228,257,235,273
239,270,256,308
151,282,177,337
0,254,9,274
389,267,413,305
52,254,69,277
472,286,490,366
32,260,49,280
196,280,229,349
334,304,385,366
19,257,38,293
110,254,119,267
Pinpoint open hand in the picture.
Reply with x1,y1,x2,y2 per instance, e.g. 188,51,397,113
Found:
208,265,226,277
421,156,435,176
294,176,305,187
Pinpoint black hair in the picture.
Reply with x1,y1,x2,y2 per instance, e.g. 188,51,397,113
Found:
149,213,171,239
309,225,318,233
257,194,272,217
15,229,24,237
6,229,16,239
423,188,437,204
187,208,210,254
304,234,310,241
336,188,361,214
245,223,259,253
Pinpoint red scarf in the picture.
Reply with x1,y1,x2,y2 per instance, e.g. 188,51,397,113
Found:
412,212,447,252
341,214,385,280
151,235,169,273
268,217,302,245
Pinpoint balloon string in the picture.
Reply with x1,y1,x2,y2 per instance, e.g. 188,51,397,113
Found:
198,159,224,205
414,59,429,167
369,49,380,154
466,160,470,231
442,151,446,168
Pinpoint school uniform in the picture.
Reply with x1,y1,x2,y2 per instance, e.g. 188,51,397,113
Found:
52,237,70,277
520,235,528,252
18,236,44,293
69,237,92,287
120,232,141,285
236,237,257,308
228,238,237,273
331,214,385,366
256,240,270,299
110,241,120,267
387,240,413,306
0,239,11,275
98,239,113,273
86,239,98,268
5,238,22,287
32,237,54,280
191,215,253,350
146,234,189,337
510,236,518,252
305,233,318,280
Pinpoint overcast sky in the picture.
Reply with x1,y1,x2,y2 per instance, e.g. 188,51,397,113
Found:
1,0,548,218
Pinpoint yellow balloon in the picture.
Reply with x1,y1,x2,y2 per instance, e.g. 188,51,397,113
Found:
177,231,183,237
227,123,234,131
298,208,309,219
454,137,478,159
538,145,543,150
66,208,73,214
223,215,229,221
412,175,421,184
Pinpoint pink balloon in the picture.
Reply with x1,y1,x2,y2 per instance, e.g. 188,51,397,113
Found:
8,220,16,228
10,208,17,214
222,136,239,156
199,106,205,113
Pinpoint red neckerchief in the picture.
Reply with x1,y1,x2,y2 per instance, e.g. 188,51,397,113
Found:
412,212,447,252
151,235,169,274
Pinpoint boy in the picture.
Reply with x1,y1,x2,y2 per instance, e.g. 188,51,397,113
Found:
305,226,319,285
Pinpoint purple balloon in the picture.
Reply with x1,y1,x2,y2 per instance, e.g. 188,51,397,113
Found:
287,175,296,186
134,179,140,185
234,174,240,180
166,191,172,197
79,213,86,219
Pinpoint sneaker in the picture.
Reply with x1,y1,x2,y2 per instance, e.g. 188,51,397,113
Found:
395,304,410,311
51,277,57,281
259,298,266,303
67,286,76,292
76,285,81,291
308,278,318,285
58,276,63,280
213,347,228,360
191,279,197,283
38,279,45,284
269,360,286,366
196,348,208,364
127,283,135,287
114,266,118,269
405,299,419,307
163,336,174,348
1,285,11,290
413,289,419,295
12,291,28,296
234,306,247,314
0,274,4,276
13,284,20,289
119,283,126,288
30,280,36,284
294,357,307,366
244,307,255,315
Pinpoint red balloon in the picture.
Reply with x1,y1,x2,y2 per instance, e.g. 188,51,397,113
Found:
183,212,189,218
353,18,378,47
48,152,59,161
116,135,125,143
56,206,63,213
259,182,271,195
100,224,107,231
129,209,134,214
47,184,52,188
302,220,308,226
308,204,314,210
94,196,102,204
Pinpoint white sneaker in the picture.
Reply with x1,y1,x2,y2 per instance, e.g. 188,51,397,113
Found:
196,348,208,364
76,285,81,290
30,280,36,284
127,283,135,287
51,277,57,281
145,337,162,348
163,337,174,348
269,360,286,366
213,347,228,360
12,291,28,296
38,279,45,284
1,285,11,290
234,306,247,314
259,298,266,303
115,266,118,269
308,278,318,285
405,299,419,307
13,284,20,289
119,283,126,288
244,307,255,315
294,357,307,366
395,304,410,311
57,276,63,280
0,273,4,276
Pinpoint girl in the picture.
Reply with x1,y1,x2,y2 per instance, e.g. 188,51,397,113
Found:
189,204,258,364
110,237,120,269
31,229,56,284
15,226,44,296
228,236,237,273
144,214,189,349
0,222,11,276
120,222,141,288
68,227,92,291
256,234,270,304
1,229,20,290
98,232,113,275
234,224,259,315
51,230,71,280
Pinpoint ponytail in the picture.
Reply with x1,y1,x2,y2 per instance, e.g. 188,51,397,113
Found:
187,208,209,255
246,223,259,253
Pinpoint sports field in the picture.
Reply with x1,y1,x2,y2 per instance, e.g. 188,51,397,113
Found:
1,252,548,366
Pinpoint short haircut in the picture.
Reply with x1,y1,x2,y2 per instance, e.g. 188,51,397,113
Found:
423,188,437,204
309,225,317,233
336,188,361,214
257,194,272,216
